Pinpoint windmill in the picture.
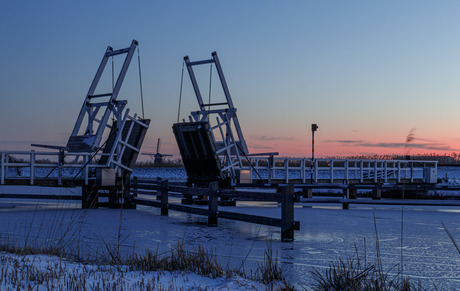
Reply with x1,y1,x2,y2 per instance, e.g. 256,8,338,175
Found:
142,138,173,166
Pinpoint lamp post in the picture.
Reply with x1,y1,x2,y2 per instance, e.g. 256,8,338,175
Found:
311,124,318,183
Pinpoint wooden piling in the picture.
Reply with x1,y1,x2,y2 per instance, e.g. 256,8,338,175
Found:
372,185,382,200
208,182,219,226
108,189,119,208
281,184,294,242
82,185,98,209
160,178,169,216
342,184,350,209
132,180,300,241
349,187,358,199
344,184,357,199
123,177,136,209
343,188,350,199
302,188,313,199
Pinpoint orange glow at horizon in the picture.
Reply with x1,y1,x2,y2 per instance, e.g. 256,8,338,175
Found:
245,137,460,158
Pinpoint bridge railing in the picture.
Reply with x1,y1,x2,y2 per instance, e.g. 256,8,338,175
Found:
0,150,110,185
239,158,438,184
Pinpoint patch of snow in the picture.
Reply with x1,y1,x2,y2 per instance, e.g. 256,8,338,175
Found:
0,252,272,290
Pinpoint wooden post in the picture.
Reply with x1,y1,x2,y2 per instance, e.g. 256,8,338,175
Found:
122,176,136,209
82,185,98,209
81,186,89,209
57,150,63,186
302,188,313,199
30,151,35,185
132,176,138,197
208,182,219,226
293,192,300,202
1,152,4,185
343,188,350,199
281,185,294,242
343,183,350,209
108,188,119,208
372,185,382,200
349,185,357,199
160,178,169,216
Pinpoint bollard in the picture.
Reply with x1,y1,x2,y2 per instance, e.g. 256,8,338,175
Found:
281,185,294,242
208,182,219,226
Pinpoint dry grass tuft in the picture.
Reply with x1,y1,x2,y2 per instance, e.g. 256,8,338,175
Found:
441,221,460,255
310,247,418,291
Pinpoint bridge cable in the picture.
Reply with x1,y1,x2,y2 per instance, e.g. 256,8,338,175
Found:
137,46,145,119
45,55,119,180
208,63,212,112
72,128,119,181
235,142,263,181
112,56,114,90
111,56,116,123
44,150,67,179
176,61,185,123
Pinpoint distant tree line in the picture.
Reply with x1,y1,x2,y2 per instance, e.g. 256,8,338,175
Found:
7,153,460,168
139,153,460,167
135,158,184,168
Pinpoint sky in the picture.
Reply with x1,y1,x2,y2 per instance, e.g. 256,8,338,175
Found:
2,1,460,159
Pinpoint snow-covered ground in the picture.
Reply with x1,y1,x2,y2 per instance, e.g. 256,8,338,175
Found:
438,166,460,183
0,167,458,289
0,251,272,290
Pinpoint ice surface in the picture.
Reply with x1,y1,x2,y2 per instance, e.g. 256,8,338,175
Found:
0,197,458,289
0,167,459,289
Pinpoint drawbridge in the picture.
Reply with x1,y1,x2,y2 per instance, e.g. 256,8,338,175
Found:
173,52,438,187
0,40,150,208
173,52,277,187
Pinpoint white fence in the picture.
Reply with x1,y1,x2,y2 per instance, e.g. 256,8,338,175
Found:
1,151,439,186
240,158,438,184
0,150,109,185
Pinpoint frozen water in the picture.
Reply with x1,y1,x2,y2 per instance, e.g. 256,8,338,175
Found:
133,167,187,182
0,197,458,289
0,167,459,288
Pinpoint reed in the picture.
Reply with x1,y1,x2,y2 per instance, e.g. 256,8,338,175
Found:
0,203,291,289
442,221,460,255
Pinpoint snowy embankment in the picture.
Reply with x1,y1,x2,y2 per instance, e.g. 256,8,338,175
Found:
0,201,290,290
0,252,271,290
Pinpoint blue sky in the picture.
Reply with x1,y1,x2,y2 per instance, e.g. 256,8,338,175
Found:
2,1,460,158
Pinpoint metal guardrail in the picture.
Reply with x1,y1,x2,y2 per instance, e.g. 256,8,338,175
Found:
0,150,110,186
240,158,438,184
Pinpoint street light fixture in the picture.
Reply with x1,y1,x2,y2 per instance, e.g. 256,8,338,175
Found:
311,124,318,183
